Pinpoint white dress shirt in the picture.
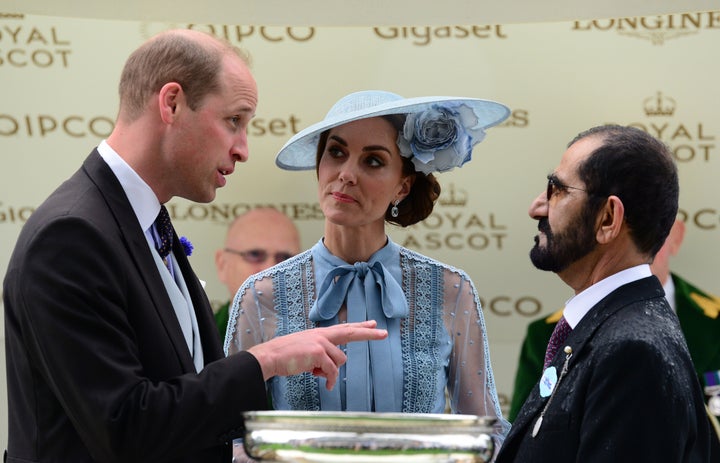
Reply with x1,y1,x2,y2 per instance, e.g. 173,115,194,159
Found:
563,264,653,329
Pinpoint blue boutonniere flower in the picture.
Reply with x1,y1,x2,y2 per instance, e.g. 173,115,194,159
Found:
397,103,487,175
179,236,194,256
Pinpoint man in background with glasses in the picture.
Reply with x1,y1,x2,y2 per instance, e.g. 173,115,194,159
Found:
214,207,301,337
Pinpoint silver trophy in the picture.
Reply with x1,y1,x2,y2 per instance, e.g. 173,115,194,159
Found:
242,411,498,463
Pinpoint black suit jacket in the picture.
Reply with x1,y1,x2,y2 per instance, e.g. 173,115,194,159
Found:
497,276,711,463
4,151,268,462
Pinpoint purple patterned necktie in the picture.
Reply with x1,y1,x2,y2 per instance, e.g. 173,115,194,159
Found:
154,205,173,265
543,316,572,369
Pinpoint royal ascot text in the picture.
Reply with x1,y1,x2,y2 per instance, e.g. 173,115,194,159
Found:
0,25,71,68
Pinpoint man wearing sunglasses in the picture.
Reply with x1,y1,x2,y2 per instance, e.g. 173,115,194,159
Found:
214,207,301,337
497,125,712,462
509,217,720,452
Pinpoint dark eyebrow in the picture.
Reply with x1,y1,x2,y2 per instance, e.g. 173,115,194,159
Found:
327,135,348,147
327,136,392,155
363,145,392,154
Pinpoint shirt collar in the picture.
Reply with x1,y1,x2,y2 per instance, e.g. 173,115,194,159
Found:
97,140,161,232
563,264,652,328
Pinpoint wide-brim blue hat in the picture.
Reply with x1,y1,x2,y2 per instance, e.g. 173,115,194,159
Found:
275,90,510,172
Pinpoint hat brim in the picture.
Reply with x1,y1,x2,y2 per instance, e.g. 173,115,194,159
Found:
275,96,510,171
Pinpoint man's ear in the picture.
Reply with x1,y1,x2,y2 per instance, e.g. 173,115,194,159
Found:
665,219,685,256
158,82,182,123
596,195,625,244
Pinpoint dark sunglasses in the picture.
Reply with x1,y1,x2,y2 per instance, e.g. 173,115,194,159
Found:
224,248,294,264
546,176,589,201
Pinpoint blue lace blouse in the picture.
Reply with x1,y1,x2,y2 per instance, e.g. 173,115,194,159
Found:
224,238,508,435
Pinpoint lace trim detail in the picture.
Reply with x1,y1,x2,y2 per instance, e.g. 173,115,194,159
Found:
223,281,242,355
397,247,503,419
276,252,321,410
400,248,443,413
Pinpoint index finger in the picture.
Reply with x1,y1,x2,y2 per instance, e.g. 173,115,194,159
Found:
322,321,388,345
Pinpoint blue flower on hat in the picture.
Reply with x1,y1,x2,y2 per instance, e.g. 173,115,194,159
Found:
180,236,194,256
397,103,487,175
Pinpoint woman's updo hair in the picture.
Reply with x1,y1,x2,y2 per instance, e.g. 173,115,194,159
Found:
388,160,441,227
315,114,441,228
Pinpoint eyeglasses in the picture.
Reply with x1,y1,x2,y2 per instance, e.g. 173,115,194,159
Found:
224,248,295,264
546,176,589,201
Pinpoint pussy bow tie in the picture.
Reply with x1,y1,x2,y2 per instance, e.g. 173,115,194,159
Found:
310,259,407,412
309,261,409,322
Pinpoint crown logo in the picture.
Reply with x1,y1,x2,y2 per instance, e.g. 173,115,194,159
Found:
643,92,676,117
438,183,468,207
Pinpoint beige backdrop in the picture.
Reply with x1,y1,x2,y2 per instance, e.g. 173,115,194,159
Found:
1,9,719,449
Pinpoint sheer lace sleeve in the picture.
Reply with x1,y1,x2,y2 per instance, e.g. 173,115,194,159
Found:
224,251,314,357
224,274,279,356
441,267,510,439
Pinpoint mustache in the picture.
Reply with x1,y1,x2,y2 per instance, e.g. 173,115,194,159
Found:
538,218,551,235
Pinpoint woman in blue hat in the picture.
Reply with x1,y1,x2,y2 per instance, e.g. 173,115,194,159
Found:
225,90,510,437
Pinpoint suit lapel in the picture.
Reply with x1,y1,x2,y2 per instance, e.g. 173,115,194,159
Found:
507,382,549,442
506,277,666,445
81,150,196,372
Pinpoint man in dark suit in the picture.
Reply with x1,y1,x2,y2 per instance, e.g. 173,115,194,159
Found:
509,219,720,455
3,29,387,463
497,125,712,462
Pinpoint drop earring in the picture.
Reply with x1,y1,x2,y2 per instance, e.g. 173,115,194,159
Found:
391,199,400,218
